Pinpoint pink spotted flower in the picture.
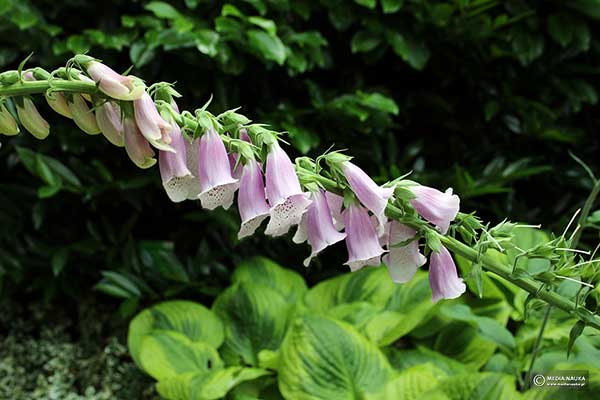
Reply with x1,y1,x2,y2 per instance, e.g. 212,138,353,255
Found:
343,201,386,271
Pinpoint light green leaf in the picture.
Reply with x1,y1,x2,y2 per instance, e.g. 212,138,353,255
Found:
387,32,430,70
367,364,445,400
145,1,181,19
354,0,376,9
385,346,471,376
247,30,286,65
422,372,521,399
156,367,270,400
195,30,220,57
351,31,381,53
279,315,392,400
213,281,292,365
382,0,404,13
231,256,307,304
128,300,224,367
139,331,222,380
247,16,277,36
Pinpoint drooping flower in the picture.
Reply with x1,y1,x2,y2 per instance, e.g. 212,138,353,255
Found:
264,142,311,236
95,101,124,146
237,159,270,239
343,201,386,271
342,161,394,233
409,185,459,234
45,92,72,119
382,221,426,283
0,104,19,136
293,190,346,266
68,94,101,135
325,191,344,230
86,60,144,101
16,97,49,139
429,245,466,302
197,128,239,210
184,138,201,200
158,121,195,203
123,117,156,169
133,92,173,152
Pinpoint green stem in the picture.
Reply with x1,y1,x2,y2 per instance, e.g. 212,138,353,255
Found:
571,179,600,248
0,80,97,97
3,78,600,331
525,305,552,389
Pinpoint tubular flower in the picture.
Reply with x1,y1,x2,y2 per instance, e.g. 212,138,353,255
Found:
68,94,101,135
429,245,466,302
86,60,144,100
237,159,270,239
0,104,19,136
159,121,195,203
197,128,239,210
16,97,49,139
264,142,311,237
134,92,173,152
342,161,394,234
294,190,346,267
343,202,386,272
382,221,426,283
45,92,72,119
409,186,459,234
184,138,201,200
325,192,344,230
95,101,124,146
123,117,156,169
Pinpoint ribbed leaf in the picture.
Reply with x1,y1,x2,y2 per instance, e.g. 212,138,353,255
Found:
231,256,307,304
367,365,446,400
279,315,392,399
213,281,292,365
156,367,271,400
138,331,223,380
128,300,224,367
422,372,521,399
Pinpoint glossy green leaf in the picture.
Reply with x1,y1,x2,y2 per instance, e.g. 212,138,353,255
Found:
139,331,222,380
128,300,224,367
231,256,307,304
213,281,292,365
279,315,392,399
247,30,286,65
156,367,271,400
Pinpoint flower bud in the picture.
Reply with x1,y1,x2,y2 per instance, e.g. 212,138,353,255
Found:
134,92,173,152
124,117,156,169
16,97,49,139
45,91,72,119
0,104,19,136
68,94,101,135
85,60,145,101
96,101,124,147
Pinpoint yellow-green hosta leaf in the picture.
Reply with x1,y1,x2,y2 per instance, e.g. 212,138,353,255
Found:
422,372,521,400
213,281,292,366
279,315,392,400
304,267,396,311
231,256,307,304
156,367,271,400
367,364,447,400
128,300,224,367
384,346,471,376
139,331,223,380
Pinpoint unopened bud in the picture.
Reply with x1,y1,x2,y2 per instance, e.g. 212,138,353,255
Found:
45,91,72,119
68,94,101,135
0,104,19,136
16,97,50,140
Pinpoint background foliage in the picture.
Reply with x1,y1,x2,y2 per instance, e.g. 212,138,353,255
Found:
1,0,600,398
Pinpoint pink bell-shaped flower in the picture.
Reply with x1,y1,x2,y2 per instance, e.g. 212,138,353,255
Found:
343,201,386,271
264,142,311,236
342,161,393,234
293,190,346,266
410,186,459,234
197,128,239,210
95,101,124,147
382,221,426,283
159,122,195,203
86,61,144,101
429,245,466,302
133,92,173,152
123,117,156,169
325,191,344,230
237,159,270,239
